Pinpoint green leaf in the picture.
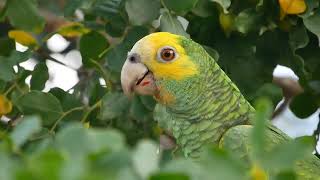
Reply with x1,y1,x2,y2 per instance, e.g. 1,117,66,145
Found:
0,58,15,82
290,92,319,118
64,0,85,17
16,91,63,125
235,8,261,34
80,31,109,67
125,0,161,26
198,146,247,180
299,0,319,18
30,62,49,91
202,45,219,61
10,116,41,147
289,25,309,50
0,37,15,56
160,11,189,37
91,0,123,19
275,171,297,180
55,123,92,156
56,123,125,155
139,95,156,111
87,128,125,152
105,15,127,37
130,95,150,121
162,0,199,13
150,173,190,180
211,0,231,13
263,136,315,171
0,50,31,82
303,10,320,47
27,150,64,180
98,92,130,120
106,26,149,72
132,140,159,179
6,0,45,33
192,0,215,17
251,98,273,160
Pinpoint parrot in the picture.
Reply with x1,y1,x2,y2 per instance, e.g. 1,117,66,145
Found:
120,32,320,179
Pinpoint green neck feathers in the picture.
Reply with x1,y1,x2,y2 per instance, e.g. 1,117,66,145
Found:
154,39,255,157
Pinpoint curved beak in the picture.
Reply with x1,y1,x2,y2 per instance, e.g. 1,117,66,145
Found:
121,57,157,98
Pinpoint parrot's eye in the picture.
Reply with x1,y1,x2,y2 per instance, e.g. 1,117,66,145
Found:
157,46,178,62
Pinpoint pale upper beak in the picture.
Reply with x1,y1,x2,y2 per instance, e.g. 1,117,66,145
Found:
120,53,157,98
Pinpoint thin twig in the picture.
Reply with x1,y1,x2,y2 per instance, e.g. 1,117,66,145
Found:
80,100,101,123
50,106,84,133
90,59,113,90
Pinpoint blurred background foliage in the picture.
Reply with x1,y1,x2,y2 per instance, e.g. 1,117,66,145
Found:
0,0,319,179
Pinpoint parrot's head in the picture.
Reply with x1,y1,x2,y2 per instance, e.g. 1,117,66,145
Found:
121,32,213,106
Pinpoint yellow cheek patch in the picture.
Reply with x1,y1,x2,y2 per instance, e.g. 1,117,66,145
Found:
138,32,198,80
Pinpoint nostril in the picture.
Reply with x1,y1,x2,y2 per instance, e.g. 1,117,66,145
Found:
128,53,140,63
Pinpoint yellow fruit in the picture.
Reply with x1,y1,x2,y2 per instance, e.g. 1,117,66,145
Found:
279,0,306,14
0,95,13,116
219,13,234,37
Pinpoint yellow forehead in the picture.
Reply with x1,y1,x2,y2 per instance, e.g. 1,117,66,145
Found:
131,32,198,80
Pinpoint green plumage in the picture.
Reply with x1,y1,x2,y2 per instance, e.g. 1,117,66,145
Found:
153,36,320,179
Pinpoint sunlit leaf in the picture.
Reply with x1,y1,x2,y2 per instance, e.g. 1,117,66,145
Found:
57,22,90,38
0,94,12,116
10,116,41,147
8,30,38,47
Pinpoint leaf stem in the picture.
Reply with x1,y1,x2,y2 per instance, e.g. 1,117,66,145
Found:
80,100,101,123
4,83,16,96
50,106,84,133
90,59,113,90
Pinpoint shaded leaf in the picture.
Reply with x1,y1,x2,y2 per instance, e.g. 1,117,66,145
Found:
91,0,123,19
163,0,199,13
105,15,126,37
126,0,161,25
160,11,189,37
6,0,45,33
80,31,109,66
150,173,189,180
0,37,15,56
16,91,63,125
106,26,149,72
303,10,320,46
30,63,49,91
290,92,318,118
98,92,130,120
211,0,231,13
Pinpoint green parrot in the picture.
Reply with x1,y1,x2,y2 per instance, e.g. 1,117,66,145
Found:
120,32,320,179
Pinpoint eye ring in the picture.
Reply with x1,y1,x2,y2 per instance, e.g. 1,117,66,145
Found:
157,46,178,63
